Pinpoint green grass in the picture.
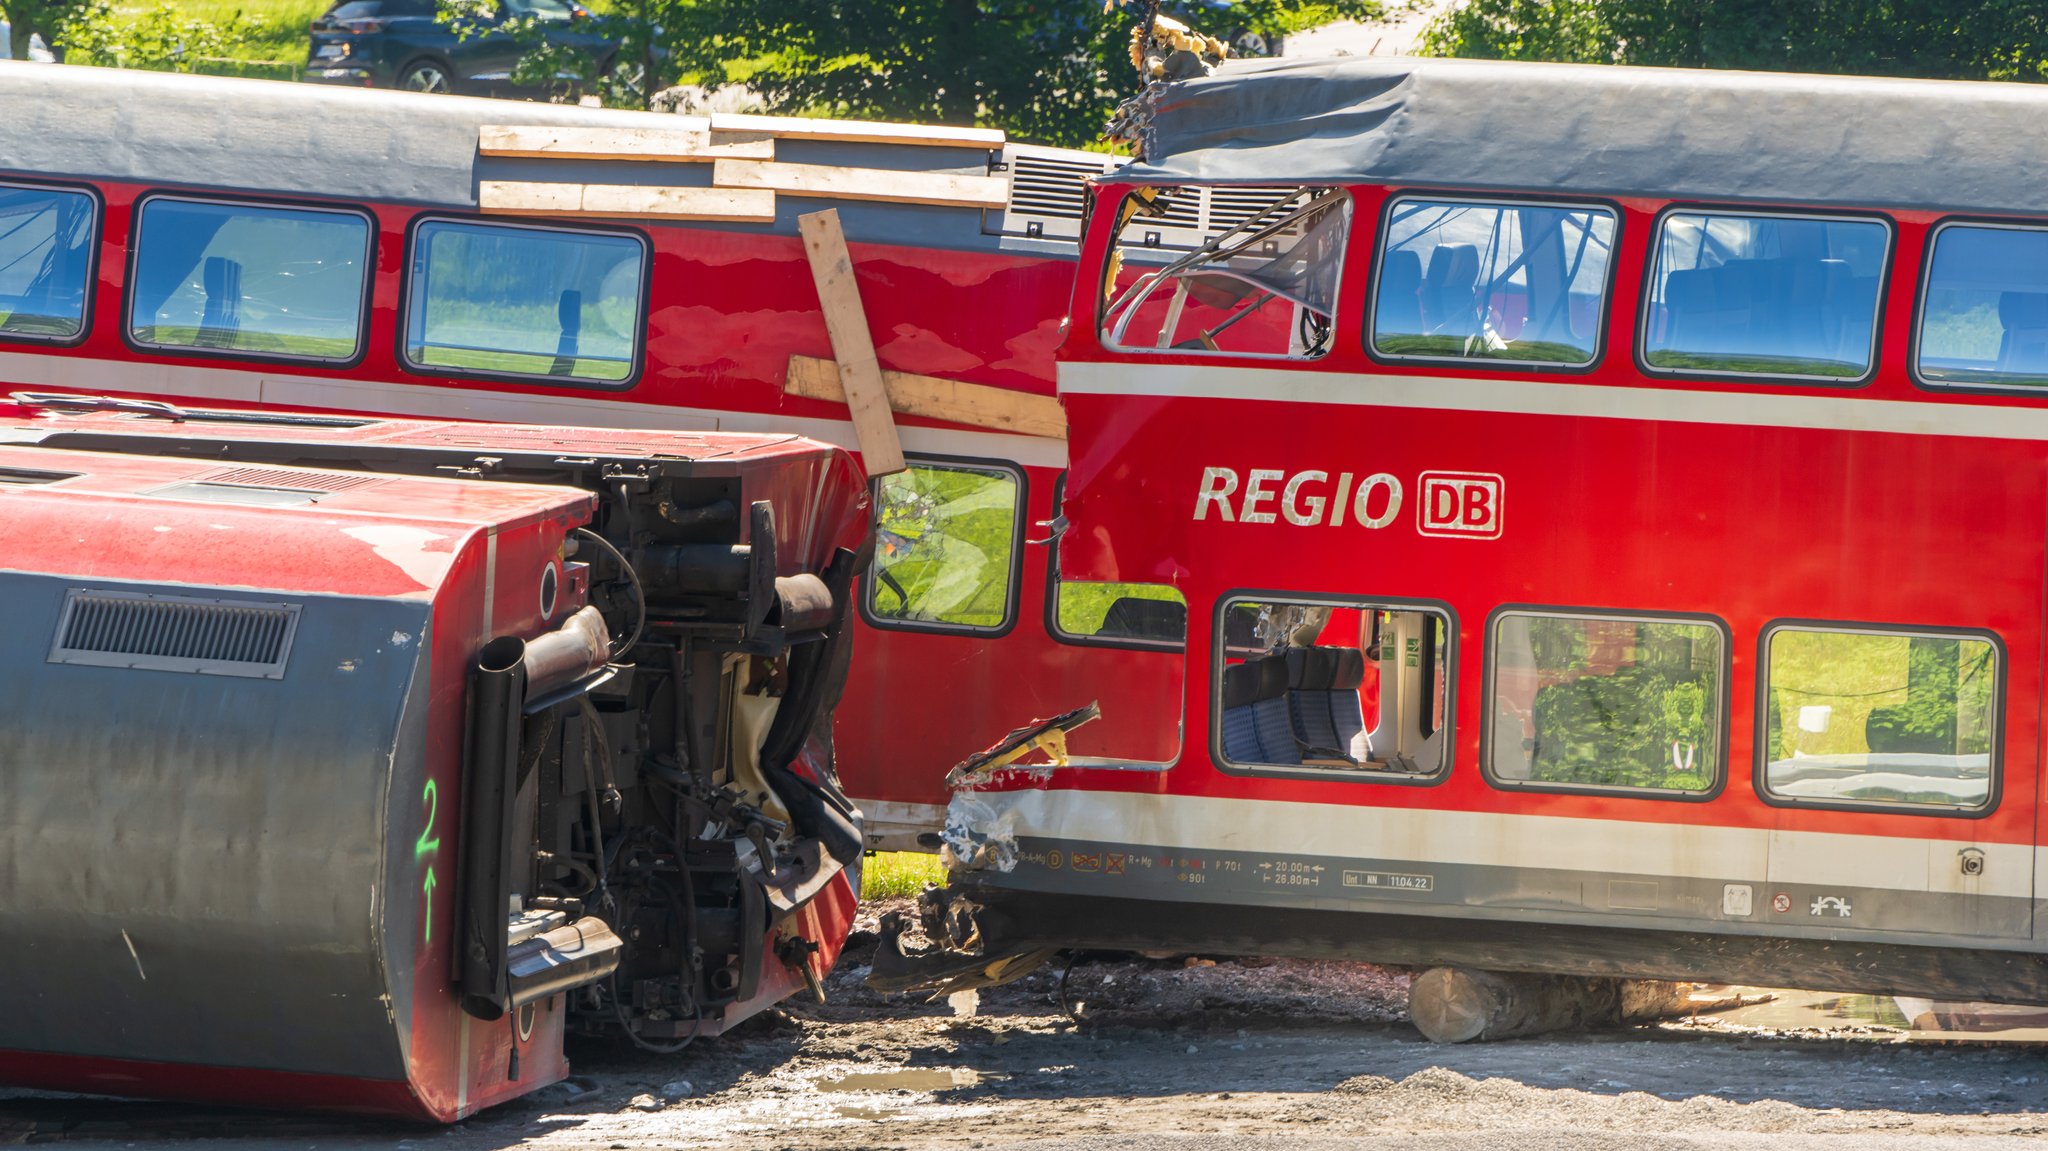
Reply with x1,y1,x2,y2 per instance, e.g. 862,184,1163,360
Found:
183,0,328,69
862,851,945,900
1056,580,1184,637
1644,350,1867,378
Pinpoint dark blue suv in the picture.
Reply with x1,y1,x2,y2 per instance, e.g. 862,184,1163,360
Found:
303,0,619,97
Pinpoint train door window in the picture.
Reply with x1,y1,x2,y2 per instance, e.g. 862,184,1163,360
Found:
1214,595,1452,781
128,198,371,362
863,460,1023,632
1642,210,1890,382
1370,197,1616,367
1101,187,1349,358
1486,610,1726,797
1760,625,1999,813
403,218,646,386
0,183,95,343
1916,222,2048,391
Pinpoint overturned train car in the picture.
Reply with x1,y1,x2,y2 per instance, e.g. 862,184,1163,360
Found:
0,396,869,1120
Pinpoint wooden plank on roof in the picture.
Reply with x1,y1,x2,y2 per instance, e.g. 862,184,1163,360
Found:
479,124,776,162
797,209,906,477
712,159,1007,209
786,355,1067,441
709,112,1003,148
479,180,777,222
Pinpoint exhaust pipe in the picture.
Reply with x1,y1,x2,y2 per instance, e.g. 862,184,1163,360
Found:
458,606,612,1020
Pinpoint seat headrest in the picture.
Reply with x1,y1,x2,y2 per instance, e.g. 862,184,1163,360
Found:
1284,646,1336,691
2001,291,2048,329
1327,646,1367,691
1222,653,1290,709
1380,249,1422,292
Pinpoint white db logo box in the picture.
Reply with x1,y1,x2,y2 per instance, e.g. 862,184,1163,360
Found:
1417,471,1504,539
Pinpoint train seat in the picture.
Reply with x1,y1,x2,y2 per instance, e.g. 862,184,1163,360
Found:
1998,291,2048,371
1284,646,1368,762
1421,243,1480,336
1220,653,1299,765
1376,249,1424,336
1097,595,1188,642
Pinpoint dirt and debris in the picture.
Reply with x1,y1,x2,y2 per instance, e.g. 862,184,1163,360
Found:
6,899,2048,1149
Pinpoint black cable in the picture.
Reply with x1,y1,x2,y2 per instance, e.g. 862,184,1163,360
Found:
571,526,645,658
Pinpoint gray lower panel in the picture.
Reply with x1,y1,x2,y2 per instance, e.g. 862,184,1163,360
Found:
987,835,2035,951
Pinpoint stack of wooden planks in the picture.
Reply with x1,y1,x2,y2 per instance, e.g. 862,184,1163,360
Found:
477,114,1010,223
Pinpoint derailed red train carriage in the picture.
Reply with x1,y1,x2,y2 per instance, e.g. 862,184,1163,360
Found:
889,57,2048,1010
0,397,867,1119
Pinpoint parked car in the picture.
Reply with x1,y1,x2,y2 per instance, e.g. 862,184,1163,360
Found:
303,0,619,98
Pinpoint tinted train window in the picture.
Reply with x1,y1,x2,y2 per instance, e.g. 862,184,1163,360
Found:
404,219,645,384
1918,223,2048,390
864,461,1022,632
1487,611,1724,796
1371,198,1616,366
129,199,370,361
1216,596,1451,780
0,184,94,342
1761,626,1997,812
1643,211,1888,381
1101,187,1349,359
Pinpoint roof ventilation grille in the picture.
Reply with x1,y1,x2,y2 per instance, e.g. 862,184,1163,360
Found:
205,466,384,492
49,589,301,679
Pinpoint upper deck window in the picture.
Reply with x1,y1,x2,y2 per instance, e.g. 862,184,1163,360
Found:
129,197,371,363
1100,187,1349,359
1370,198,1616,367
403,219,646,386
0,184,95,344
1916,222,2048,391
1642,210,1889,382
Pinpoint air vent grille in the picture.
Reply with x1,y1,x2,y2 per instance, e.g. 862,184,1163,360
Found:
49,589,301,678
204,466,384,492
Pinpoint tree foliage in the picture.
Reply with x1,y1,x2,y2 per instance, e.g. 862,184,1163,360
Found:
1422,0,2048,82
2,0,85,60
54,0,267,70
453,0,1382,145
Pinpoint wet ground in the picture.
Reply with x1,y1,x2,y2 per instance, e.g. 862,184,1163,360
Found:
8,903,2048,1149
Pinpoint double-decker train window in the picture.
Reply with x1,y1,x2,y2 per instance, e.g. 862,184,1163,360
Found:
1100,186,1349,358
1214,595,1452,781
1642,210,1889,382
403,219,646,386
1760,625,1999,813
1916,222,2048,391
1486,610,1726,797
0,183,95,344
1370,197,1616,367
128,197,371,362
863,460,1024,633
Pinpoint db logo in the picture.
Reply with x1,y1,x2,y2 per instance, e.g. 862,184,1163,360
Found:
1418,472,1504,540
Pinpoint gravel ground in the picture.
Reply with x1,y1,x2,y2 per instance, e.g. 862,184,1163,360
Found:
7,900,2048,1149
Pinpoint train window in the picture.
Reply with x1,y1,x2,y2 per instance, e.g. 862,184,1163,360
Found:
1214,595,1452,781
1101,187,1349,358
863,460,1023,633
1370,198,1616,367
1486,611,1725,797
1642,210,1889,382
1917,222,2048,390
403,219,645,385
129,198,370,363
1054,581,1187,645
1760,626,1998,813
0,184,95,343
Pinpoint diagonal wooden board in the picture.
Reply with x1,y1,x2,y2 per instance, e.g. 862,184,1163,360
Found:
797,209,906,477
785,356,1066,441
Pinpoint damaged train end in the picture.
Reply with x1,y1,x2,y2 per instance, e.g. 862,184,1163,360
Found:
0,397,871,1121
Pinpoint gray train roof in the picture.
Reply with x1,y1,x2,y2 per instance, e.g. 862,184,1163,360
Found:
1122,55,2048,217
0,61,1109,252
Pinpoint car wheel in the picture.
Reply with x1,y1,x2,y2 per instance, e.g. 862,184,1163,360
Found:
397,58,456,94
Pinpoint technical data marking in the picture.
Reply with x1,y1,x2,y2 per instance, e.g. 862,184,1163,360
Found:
1342,870,1434,893
1255,860,1326,889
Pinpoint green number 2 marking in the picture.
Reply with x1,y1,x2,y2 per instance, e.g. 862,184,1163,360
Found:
417,780,441,945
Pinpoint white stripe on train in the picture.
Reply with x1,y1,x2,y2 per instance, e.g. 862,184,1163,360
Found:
0,352,1071,469
1060,360,2048,443
977,788,2036,902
